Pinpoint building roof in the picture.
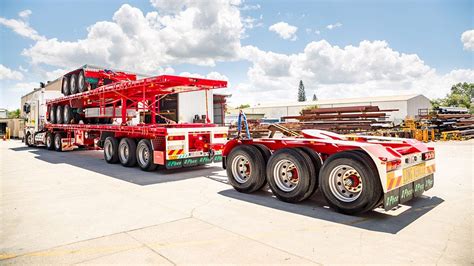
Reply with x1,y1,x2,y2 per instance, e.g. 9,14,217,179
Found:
248,94,425,109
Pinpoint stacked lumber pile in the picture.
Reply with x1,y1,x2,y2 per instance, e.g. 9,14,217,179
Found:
280,105,398,133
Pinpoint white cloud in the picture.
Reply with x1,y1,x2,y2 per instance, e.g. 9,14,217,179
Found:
18,10,32,19
269,21,298,41
8,81,39,91
16,2,246,73
0,64,24,80
461,29,474,51
0,10,45,41
241,4,260,11
326,22,342,30
231,40,474,105
44,68,67,81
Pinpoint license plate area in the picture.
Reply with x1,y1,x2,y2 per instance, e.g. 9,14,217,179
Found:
402,162,426,185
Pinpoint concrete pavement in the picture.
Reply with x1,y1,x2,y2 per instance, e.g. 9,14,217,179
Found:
0,140,472,264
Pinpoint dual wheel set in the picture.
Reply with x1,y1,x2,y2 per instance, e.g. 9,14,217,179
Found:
48,104,77,124
103,136,158,171
226,145,383,214
41,132,158,171
62,70,92,96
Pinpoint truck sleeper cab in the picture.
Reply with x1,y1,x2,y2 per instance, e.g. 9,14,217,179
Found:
223,129,435,215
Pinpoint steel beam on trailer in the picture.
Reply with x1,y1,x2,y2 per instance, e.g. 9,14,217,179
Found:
46,75,227,106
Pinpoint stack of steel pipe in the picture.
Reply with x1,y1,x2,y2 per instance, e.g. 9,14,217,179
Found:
418,107,474,139
280,105,398,133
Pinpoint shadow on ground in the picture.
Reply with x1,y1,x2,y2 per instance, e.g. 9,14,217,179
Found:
10,145,444,234
216,178,444,234
10,146,222,186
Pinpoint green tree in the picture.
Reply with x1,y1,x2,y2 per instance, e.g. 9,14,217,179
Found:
312,93,318,101
7,109,20,118
431,82,474,113
298,80,306,102
236,104,250,109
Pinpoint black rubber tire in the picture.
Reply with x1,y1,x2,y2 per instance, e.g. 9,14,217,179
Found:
118,138,137,167
253,144,272,190
78,70,87,93
297,147,323,197
346,150,384,211
226,145,266,193
104,136,119,164
54,132,63,152
62,76,70,96
136,139,158,171
50,106,57,124
25,132,33,147
63,105,72,124
319,151,383,215
56,106,64,124
266,148,312,203
293,148,318,201
45,132,54,150
70,74,78,94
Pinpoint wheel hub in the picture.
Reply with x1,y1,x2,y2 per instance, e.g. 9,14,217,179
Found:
328,165,363,202
231,155,251,184
274,159,299,192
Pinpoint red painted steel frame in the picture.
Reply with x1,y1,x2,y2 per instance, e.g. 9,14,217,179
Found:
222,136,431,162
46,74,227,126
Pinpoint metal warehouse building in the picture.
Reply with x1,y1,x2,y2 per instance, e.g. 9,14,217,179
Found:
243,94,431,124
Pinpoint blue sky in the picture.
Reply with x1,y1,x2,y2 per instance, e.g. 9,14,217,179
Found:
1,0,473,109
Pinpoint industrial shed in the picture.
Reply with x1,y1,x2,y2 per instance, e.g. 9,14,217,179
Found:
243,94,431,124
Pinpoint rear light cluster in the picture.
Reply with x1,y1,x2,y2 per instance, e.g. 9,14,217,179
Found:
386,159,401,172
422,151,435,160
189,134,210,151
214,133,227,139
167,135,185,141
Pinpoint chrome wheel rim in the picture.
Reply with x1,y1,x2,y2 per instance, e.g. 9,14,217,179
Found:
56,108,61,123
47,134,52,147
54,135,60,149
137,144,149,166
119,143,129,161
70,75,76,93
78,73,85,91
231,155,251,184
104,141,113,160
273,159,299,192
328,165,363,202
62,79,68,94
63,106,68,123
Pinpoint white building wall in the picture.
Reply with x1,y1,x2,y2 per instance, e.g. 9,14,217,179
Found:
178,90,214,123
407,95,431,118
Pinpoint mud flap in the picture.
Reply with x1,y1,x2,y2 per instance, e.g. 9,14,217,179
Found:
383,174,435,211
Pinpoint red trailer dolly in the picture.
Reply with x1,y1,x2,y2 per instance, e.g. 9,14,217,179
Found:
222,112,435,214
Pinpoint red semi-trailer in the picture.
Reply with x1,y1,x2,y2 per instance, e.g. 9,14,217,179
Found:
222,128,435,214
24,66,228,171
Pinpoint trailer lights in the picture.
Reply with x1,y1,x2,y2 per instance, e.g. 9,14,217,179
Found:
386,159,401,172
422,151,435,161
167,135,185,141
214,133,227,139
